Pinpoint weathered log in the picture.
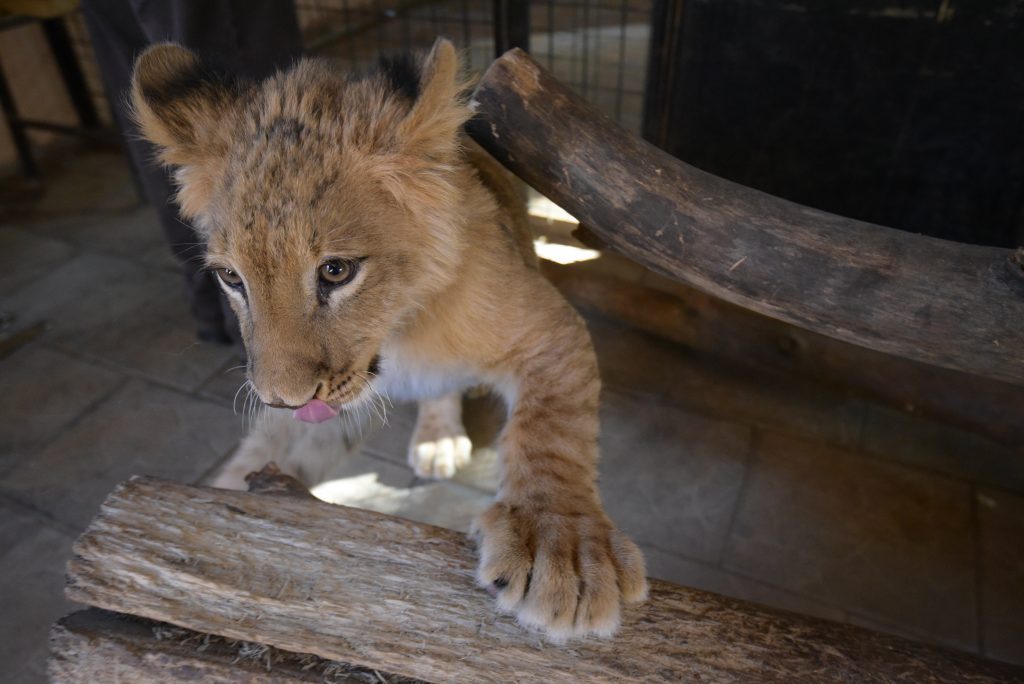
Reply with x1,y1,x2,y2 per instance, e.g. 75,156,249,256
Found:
65,477,1024,683
541,261,1024,448
49,608,418,683
467,50,1024,387
244,461,317,499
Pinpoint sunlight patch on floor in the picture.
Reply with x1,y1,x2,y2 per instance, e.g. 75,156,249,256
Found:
309,470,493,532
310,472,394,505
533,237,600,264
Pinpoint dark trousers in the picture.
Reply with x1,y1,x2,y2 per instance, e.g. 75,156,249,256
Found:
81,0,303,344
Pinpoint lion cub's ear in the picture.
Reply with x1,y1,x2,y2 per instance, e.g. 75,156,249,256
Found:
396,38,470,160
130,43,240,167
131,44,243,220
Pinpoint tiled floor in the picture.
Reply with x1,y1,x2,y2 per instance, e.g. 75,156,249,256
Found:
1,147,1022,682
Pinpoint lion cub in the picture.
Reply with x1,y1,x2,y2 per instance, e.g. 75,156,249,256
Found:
131,39,646,640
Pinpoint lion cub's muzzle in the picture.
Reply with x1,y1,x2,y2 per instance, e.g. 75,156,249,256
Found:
256,354,383,424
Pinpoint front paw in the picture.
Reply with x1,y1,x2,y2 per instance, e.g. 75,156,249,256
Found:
471,499,648,641
409,408,472,480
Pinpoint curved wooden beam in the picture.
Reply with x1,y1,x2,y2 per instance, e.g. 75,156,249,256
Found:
466,49,1024,386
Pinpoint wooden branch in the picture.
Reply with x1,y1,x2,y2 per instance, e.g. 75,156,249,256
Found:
542,261,1024,447
466,50,1024,386
244,461,317,499
65,477,1024,683
49,609,418,683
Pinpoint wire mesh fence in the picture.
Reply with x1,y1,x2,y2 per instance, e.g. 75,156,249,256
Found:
56,0,652,134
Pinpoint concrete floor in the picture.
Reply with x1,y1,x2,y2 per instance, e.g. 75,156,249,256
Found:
1,147,1022,682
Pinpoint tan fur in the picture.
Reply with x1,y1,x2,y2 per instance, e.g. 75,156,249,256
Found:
132,39,647,640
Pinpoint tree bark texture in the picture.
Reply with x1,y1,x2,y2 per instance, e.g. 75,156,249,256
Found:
49,608,419,683
63,477,1024,683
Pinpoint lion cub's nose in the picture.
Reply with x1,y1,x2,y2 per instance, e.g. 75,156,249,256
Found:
265,388,318,410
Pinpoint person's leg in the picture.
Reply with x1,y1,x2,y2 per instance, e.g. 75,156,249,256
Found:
81,0,303,346
131,1,303,78
82,0,234,343
134,1,304,345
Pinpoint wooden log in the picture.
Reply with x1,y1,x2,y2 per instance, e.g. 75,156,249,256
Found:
244,461,317,499
49,608,418,683
466,50,1024,387
65,477,1024,683
542,261,1024,448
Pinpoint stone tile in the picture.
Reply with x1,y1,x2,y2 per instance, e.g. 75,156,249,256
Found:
209,407,414,491
862,405,1024,494
1,251,165,344
724,431,977,652
2,247,231,392
197,355,248,405
0,501,78,684
142,242,184,272
449,392,506,494
1,379,242,531
452,447,501,495
0,345,122,474
597,390,752,563
845,611,970,655
363,392,506,472
317,478,492,533
0,228,77,298
731,371,866,453
384,481,493,532
587,315,699,400
360,401,417,466
977,488,1024,665
70,287,235,393
587,315,865,451
318,448,416,491
28,205,167,265
30,148,141,216
641,545,847,623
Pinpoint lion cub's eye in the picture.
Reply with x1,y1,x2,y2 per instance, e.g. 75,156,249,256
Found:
318,258,358,287
216,267,244,289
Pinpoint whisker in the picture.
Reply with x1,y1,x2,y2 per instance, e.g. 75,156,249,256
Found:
241,383,252,428
353,372,385,425
244,382,259,430
250,388,263,429
231,380,247,416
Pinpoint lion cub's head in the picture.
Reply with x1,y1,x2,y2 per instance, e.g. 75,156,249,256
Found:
132,40,469,410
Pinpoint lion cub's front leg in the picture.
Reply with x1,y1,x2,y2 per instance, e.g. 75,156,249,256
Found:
409,393,472,479
471,307,648,640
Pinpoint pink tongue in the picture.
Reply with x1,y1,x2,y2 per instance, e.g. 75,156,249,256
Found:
293,399,340,424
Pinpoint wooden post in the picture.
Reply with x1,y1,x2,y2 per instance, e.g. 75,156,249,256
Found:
57,476,1024,683
466,50,1024,387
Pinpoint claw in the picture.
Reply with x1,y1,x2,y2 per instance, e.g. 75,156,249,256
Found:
472,501,646,640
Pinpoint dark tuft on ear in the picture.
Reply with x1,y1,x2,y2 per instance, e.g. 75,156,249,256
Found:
378,52,421,102
138,50,235,110
131,43,247,219
131,43,243,163
389,38,469,161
